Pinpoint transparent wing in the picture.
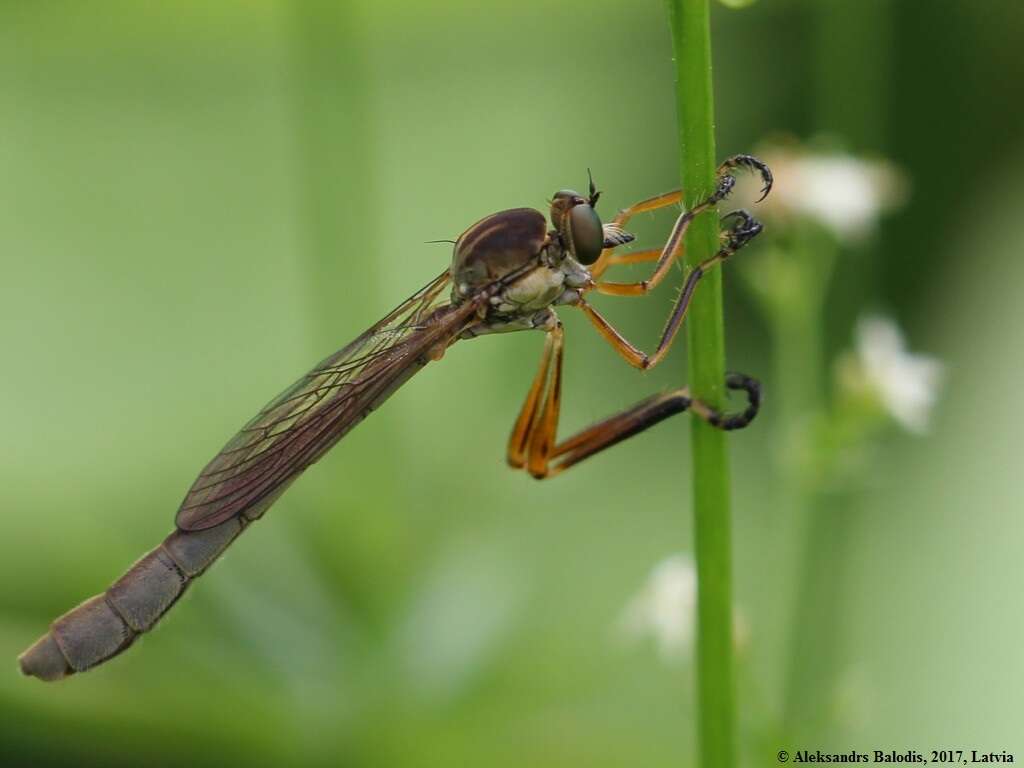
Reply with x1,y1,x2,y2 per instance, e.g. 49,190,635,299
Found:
176,269,471,531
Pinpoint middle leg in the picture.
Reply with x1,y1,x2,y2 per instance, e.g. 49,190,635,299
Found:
578,210,763,370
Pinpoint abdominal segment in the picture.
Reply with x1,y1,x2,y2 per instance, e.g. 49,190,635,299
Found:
18,516,245,681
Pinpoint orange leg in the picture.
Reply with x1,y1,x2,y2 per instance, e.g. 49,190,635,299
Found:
510,360,762,479
590,192,683,278
507,324,562,469
526,327,564,479
592,193,718,297
591,154,772,295
590,247,663,280
579,210,762,370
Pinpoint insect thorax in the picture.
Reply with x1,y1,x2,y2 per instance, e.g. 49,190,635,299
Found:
449,206,592,340
450,208,550,299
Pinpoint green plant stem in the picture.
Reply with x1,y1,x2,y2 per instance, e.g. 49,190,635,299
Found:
665,0,734,764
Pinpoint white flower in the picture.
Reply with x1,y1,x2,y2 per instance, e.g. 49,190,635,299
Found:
854,315,944,434
756,143,906,242
620,554,697,660
618,554,749,662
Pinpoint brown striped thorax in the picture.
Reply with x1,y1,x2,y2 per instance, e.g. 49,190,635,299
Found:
451,179,634,337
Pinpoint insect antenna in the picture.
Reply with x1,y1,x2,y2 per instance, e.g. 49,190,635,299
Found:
587,168,601,207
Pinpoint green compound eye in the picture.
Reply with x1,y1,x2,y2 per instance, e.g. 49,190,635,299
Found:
566,203,603,265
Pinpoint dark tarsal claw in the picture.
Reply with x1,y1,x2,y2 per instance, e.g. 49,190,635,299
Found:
709,173,737,205
693,371,763,431
721,208,763,250
717,154,773,203
720,371,762,430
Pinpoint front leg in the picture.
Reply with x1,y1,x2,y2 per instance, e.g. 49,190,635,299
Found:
591,154,771,295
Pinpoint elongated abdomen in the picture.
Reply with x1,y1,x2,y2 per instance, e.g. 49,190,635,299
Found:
19,514,246,681
18,270,471,681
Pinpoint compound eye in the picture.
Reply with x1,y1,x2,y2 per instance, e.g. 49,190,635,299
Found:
566,204,603,265
550,189,584,230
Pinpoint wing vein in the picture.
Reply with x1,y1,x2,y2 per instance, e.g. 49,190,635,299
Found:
175,269,472,530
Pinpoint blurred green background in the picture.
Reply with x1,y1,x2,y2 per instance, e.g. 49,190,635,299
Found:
2,0,1023,765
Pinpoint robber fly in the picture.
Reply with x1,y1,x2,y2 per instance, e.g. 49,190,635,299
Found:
19,155,771,681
